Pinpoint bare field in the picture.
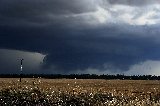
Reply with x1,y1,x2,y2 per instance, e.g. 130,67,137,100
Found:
0,78,160,105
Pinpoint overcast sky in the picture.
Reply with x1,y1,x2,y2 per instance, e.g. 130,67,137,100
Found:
0,0,160,75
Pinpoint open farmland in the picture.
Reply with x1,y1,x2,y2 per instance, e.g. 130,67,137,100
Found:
0,78,160,106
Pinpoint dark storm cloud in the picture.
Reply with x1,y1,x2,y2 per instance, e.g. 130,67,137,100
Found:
0,0,96,27
41,25,160,72
1,24,160,73
0,0,160,74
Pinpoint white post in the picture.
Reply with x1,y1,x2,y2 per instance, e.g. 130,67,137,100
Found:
20,59,24,82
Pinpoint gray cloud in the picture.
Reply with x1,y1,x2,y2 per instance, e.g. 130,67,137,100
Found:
107,0,160,6
0,49,45,74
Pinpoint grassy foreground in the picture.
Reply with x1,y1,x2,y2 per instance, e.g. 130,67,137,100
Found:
0,78,160,106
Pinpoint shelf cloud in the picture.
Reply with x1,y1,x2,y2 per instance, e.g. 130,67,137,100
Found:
0,0,160,75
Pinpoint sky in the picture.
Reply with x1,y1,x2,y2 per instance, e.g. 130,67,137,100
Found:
0,0,160,75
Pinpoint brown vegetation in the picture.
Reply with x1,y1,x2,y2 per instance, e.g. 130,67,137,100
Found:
0,78,160,105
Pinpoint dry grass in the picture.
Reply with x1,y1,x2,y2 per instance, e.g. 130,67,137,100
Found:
0,78,160,105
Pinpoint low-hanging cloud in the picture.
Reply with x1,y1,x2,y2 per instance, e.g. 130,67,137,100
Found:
0,0,160,74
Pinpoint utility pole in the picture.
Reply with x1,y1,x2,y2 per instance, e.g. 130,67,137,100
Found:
20,59,24,82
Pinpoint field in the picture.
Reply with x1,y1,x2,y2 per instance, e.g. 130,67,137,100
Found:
0,78,160,106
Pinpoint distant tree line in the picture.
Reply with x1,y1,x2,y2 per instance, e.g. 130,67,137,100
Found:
0,74,160,80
